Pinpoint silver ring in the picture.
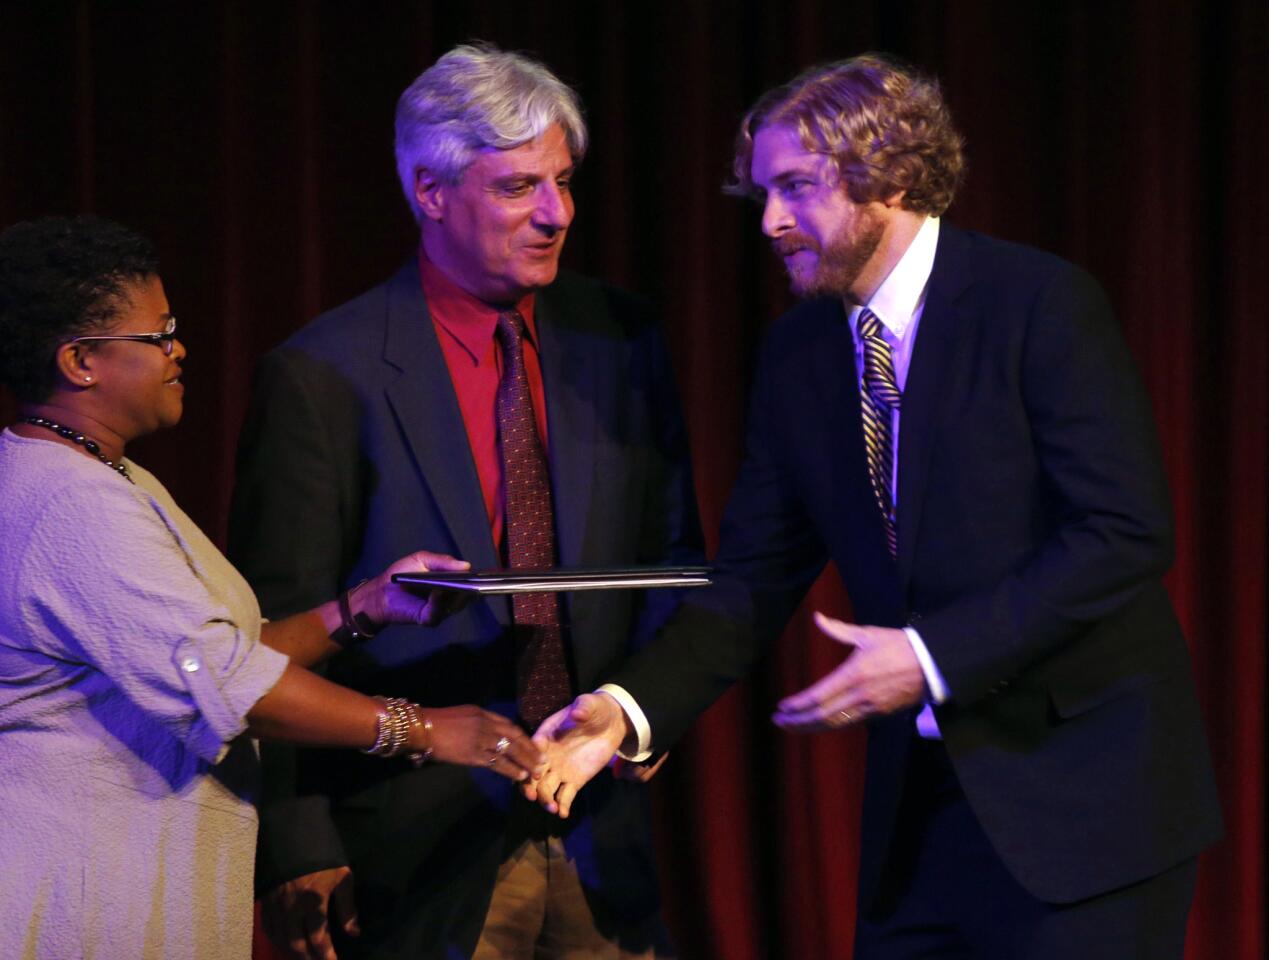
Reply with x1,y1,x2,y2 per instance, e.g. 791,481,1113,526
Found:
837,709,856,725
494,735,511,755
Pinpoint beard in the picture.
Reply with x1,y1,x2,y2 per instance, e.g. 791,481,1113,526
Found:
774,209,885,300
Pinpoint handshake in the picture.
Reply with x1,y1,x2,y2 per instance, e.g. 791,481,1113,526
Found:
520,691,666,819
361,550,668,817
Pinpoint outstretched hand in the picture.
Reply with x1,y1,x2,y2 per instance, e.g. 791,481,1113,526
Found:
772,612,926,731
522,692,632,818
362,551,472,628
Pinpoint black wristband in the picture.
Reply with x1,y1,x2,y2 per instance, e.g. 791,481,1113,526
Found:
334,581,380,647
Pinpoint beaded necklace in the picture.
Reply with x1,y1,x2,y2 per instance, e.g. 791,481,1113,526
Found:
22,416,134,483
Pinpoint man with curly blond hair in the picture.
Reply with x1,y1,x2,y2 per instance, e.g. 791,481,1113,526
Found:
531,54,1220,959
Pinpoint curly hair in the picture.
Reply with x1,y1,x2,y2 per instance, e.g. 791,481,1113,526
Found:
728,54,965,216
0,216,158,403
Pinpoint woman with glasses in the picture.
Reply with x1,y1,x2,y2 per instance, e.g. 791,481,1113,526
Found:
0,216,544,959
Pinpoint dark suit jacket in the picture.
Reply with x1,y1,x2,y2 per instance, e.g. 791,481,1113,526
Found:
229,262,702,958
608,223,1222,908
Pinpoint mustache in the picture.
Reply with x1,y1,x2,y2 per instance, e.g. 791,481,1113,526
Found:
772,233,820,258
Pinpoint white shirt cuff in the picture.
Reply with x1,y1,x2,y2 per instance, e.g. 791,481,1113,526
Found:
903,626,949,704
596,683,653,762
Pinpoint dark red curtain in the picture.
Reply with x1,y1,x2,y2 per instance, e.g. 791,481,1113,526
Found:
1,3,1263,958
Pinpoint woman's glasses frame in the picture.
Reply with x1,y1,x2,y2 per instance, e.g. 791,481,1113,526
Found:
64,316,178,356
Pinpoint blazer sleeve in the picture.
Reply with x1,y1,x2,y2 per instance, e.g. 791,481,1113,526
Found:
917,266,1178,703
229,347,355,887
608,328,829,749
624,312,707,650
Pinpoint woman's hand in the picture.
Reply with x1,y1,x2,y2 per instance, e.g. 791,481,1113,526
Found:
417,706,545,782
357,550,471,628
263,552,469,668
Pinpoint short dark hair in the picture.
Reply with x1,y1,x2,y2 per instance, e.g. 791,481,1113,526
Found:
0,216,158,403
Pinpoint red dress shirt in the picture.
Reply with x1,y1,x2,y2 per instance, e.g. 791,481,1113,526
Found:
419,251,550,556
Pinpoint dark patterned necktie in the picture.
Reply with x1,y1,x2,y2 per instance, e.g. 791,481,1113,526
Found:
495,311,571,726
857,308,901,556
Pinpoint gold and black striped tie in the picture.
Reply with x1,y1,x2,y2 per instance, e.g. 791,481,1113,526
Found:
857,308,901,556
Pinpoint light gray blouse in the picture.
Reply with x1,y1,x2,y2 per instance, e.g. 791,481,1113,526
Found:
0,430,289,959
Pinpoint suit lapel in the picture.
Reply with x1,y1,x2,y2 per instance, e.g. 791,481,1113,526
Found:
534,279,599,569
811,302,857,466
896,225,974,587
811,301,901,571
379,263,506,615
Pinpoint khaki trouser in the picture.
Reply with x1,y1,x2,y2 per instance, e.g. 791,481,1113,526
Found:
472,838,669,960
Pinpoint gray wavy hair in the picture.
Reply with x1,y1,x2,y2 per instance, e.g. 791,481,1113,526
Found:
395,43,588,223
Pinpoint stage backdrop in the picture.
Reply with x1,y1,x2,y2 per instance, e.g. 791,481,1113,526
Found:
1,3,1263,958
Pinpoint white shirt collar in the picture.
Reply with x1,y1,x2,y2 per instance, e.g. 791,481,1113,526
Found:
849,216,939,340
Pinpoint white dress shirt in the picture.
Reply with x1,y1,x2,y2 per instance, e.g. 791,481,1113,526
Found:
847,216,947,738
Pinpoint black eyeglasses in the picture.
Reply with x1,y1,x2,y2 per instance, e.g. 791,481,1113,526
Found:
66,316,178,356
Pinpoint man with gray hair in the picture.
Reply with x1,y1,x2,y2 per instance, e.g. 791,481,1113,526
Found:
231,43,699,959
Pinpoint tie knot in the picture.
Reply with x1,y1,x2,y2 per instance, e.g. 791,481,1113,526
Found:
858,308,901,411
857,308,883,341
496,310,526,349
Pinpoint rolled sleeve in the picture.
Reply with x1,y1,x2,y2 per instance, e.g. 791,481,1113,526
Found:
172,628,288,763
18,479,288,762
